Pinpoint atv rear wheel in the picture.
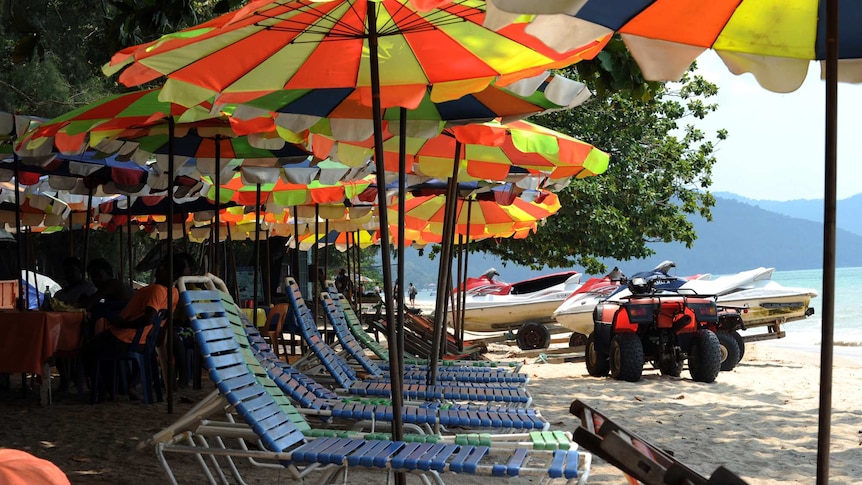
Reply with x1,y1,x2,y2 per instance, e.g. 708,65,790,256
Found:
585,333,610,377
688,330,721,383
717,331,741,371
733,330,746,360
516,322,551,350
610,333,644,382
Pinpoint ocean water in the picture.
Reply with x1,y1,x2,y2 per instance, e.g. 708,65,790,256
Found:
761,267,862,348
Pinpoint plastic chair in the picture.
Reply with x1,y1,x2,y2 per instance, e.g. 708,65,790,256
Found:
91,310,166,404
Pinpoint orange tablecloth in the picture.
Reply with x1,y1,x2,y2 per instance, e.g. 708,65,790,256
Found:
0,311,85,376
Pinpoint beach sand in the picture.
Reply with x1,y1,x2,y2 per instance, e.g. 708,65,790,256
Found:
0,342,860,484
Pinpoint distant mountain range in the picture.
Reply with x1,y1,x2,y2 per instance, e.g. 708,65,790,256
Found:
402,193,862,286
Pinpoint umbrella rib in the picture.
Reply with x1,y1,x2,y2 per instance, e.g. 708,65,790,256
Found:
254,0,483,38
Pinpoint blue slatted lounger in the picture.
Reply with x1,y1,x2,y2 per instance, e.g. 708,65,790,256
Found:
285,278,533,407
319,290,530,386
326,283,523,373
148,275,590,485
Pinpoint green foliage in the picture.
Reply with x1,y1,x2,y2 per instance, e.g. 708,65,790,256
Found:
473,49,725,274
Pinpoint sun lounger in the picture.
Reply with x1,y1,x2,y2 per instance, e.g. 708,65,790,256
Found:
193,282,551,433
570,399,747,485
147,275,591,484
285,278,533,406
319,291,529,385
327,285,523,373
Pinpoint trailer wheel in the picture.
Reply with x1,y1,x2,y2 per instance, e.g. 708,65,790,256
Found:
569,332,587,348
516,322,551,350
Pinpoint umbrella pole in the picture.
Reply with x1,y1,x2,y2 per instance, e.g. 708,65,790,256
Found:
254,184,262,323
396,107,407,370
817,0,838,482
11,143,26,310
313,204,320,324
455,235,464,351
82,185,94,275
428,142,461,383
214,136,221,278
119,221,125,284
323,218,329,284
265,223,272,307
461,211,472,350
166,116,176,414
127,201,133,287
367,2,404,450
293,206,300,278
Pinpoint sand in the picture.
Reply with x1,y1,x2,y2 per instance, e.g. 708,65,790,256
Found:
0,341,860,484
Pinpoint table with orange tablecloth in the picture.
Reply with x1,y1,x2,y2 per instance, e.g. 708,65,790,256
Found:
0,311,86,404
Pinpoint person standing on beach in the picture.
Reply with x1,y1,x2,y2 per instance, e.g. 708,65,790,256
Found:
408,282,418,307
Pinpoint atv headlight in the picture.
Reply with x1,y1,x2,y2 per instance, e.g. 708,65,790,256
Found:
629,277,649,294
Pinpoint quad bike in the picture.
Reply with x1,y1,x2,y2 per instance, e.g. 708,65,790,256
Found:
585,275,722,383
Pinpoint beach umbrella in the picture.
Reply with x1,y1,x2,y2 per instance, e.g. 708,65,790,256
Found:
485,2,849,482
228,72,591,137
103,1,608,108
309,119,610,182
103,0,611,448
485,1,862,93
395,190,560,237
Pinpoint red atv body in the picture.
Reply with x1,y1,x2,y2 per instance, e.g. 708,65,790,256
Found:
586,289,723,383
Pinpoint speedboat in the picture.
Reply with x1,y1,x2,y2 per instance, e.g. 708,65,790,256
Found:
451,269,582,333
551,277,622,336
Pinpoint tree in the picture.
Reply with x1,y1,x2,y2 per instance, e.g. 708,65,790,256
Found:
473,37,727,274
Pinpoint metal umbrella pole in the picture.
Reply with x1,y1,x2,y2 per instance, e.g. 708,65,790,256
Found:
428,141,461,384
166,116,176,414
460,202,473,350
253,183,262,324
11,130,26,310
213,136,221,278
817,0,838,483
396,107,408,381
367,3,404,452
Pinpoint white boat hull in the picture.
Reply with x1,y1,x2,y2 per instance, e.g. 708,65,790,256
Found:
718,287,816,327
458,298,572,333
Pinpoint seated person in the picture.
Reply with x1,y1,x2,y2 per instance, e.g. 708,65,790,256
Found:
81,256,180,400
53,257,97,308
81,258,134,333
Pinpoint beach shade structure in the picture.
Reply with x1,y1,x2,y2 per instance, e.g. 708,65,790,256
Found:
102,0,610,108
484,0,862,93
395,190,561,238
227,71,592,138
0,151,155,196
308,119,610,183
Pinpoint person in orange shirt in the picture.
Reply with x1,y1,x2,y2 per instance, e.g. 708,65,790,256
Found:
81,256,180,401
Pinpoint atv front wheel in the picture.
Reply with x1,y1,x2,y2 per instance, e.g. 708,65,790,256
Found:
516,322,551,350
585,333,610,377
610,333,644,382
717,331,741,371
569,332,587,348
659,359,683,377
688,330,721,383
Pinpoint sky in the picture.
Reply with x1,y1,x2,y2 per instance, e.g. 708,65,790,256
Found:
690,52,862,202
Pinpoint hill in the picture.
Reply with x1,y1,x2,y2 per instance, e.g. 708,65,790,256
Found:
714,191,862,236
401,195,862,285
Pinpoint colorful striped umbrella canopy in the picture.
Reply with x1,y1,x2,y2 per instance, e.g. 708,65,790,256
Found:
485,0,862,93
206,171,375,206
228,72,591,139
0,151,154,195
393,190,561,237
103,0,609,107
308,119,610,182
